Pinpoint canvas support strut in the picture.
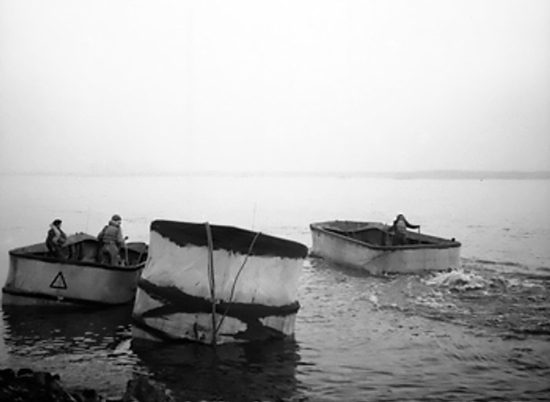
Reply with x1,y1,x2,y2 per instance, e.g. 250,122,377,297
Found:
205,222,217,347
215,231,261,334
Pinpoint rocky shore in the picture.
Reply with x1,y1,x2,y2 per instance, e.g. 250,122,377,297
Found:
0,368,174,402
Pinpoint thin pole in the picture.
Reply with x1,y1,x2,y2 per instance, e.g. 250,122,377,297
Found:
205,222,217,348
215,231,260,334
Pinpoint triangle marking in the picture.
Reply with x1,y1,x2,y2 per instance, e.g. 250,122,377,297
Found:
50,271,67,289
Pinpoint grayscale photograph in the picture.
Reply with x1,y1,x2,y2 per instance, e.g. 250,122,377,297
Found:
0,1,549,401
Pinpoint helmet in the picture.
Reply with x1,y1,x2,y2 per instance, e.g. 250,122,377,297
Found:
111,214,122,222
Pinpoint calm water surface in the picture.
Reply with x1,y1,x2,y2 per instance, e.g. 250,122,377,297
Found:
0,175,549,401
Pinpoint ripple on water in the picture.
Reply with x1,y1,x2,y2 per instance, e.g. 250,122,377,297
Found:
296,258,550,401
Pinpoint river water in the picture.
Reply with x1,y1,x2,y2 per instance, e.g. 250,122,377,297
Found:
0,174,549,401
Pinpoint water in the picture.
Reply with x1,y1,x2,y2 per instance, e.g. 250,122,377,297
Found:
0,174,549,401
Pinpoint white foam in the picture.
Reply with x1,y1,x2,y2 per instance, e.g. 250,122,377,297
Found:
426,268,486,291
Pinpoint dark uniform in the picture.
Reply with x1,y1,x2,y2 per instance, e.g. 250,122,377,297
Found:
98,214,125,265
388,214,420,246
46,219,67,257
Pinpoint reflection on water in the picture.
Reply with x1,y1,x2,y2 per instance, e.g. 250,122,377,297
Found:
2,304,133,355
1,304,303,401
132,338,302,401
1,304,137,396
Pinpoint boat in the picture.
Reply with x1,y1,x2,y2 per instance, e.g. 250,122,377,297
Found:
2,233,148,307
310,220,461,275
132,220,309,345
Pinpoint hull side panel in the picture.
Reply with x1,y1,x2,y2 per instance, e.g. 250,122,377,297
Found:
3,255,142,306
311,224,461,274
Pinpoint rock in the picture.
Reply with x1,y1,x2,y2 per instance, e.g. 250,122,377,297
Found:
1,368,174,402
0,368,74,402
122,375,174,402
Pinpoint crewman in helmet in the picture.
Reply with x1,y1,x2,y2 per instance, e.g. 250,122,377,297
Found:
97,214,125,265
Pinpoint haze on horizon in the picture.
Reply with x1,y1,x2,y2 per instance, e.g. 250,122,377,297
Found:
1,0,549,175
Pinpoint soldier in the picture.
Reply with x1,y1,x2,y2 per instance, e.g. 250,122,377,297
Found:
97,214,125,265
387,214,420,246
46,219,67,257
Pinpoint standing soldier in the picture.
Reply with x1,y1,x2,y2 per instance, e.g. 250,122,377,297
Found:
387,214,420,246
98,214,125,265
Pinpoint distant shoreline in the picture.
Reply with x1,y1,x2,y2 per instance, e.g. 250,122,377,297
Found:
1,170,549,180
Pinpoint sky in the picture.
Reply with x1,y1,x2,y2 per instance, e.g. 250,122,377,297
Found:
0,0,549,175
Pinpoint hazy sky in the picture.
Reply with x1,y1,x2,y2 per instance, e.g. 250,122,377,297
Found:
1,0,549,174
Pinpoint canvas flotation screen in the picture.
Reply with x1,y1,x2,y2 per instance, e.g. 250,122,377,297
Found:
132,220,308,345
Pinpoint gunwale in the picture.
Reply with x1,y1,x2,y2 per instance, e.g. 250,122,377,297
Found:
310,220,461,251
